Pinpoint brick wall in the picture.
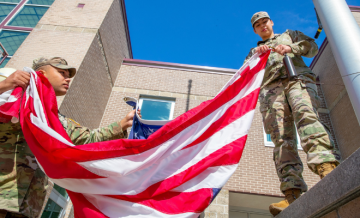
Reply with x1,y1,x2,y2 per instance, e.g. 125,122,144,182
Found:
99,0,131,84
59,34,113,128
100,64,231,127
205,190,229,218
312,40,360,159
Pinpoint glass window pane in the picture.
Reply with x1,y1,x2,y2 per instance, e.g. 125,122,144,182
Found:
266,134,271,142
26,0,54,5
0,0,20,3
53,183,68,198
41,199,62,218
8,5,48,27
0,4,16,23
50,212,60,218
0,57,9,68
141,100,171,120
0,30,29,56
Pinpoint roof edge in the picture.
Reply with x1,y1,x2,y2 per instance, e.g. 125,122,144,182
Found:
120,0,133,59
349,5,360,11
122,59,238,75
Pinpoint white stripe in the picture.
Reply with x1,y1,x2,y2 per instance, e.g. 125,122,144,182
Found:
218,52,261,94
51,110,255,195
83,194,200,218
0,89,15,106
30,114,74,147
172,164,238,192
77,68,265,178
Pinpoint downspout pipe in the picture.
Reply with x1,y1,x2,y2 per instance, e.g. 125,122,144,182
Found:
313,0,360,125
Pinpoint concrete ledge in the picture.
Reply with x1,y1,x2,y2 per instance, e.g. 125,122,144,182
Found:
276,147,360,218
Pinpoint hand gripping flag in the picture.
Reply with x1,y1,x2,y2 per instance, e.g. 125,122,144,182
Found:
0,51,270,218
124,97,170,139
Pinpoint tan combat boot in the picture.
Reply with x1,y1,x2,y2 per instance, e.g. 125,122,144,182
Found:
269,188,301,216
317,162,337,179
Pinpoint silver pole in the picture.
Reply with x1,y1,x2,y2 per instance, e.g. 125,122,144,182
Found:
313,0,360,125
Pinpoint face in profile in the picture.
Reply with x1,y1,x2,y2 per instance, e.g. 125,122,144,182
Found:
39,65,70,96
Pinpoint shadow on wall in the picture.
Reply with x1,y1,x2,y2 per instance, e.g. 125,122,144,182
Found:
186,79,192,112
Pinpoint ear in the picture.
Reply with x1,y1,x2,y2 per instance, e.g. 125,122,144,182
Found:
37,69,46,76
270,20,274,27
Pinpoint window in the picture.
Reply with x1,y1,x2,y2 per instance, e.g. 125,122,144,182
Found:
41,199,62,218
53,183,68,199
9,5,49,27
0,0,21,3
26,0,54,5
0,4,16,23
263,126,302,150
0,30,29,55
0,57,9,67
139,96,175,121
0,0,54,65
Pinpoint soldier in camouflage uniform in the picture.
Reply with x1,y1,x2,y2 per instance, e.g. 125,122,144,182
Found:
244,12,341,215
0,57,136,218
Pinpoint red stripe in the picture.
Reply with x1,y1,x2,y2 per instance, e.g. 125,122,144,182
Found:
112,189,211,214
183,88,260,150
107,135,247,202
49,52,269,162
22,119,104,179
67,191,109,218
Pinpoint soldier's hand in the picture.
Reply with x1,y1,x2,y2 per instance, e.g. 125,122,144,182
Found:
273,45,292,55
255,45,270,54
120,109,141,131
3,70,30,90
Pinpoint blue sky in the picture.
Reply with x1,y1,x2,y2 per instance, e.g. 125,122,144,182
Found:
126,0,360,69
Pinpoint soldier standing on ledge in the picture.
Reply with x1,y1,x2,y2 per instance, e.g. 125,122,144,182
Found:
244,12,341,216
0,57,138,218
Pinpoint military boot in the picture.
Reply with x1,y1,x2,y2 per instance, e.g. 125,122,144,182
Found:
269,188,301,216
317,162,337,179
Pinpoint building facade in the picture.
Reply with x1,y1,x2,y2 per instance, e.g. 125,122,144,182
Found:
2,0,358,218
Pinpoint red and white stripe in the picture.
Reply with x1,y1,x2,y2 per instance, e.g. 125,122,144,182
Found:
0,51,269,218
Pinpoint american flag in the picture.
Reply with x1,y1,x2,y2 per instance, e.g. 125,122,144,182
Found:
0,51,269,218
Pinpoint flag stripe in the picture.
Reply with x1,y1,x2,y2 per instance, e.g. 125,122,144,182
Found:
84,194,200,218
51,111,253,195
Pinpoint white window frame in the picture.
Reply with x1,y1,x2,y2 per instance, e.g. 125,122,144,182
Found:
138,97,175,120
263,126,302,150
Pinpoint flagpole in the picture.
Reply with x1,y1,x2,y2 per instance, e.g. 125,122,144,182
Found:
313,0,360,125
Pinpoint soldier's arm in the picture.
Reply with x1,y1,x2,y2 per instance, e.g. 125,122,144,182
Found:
0,70,30,94
243,48,256,65
65,119,128,145
287,30,318,58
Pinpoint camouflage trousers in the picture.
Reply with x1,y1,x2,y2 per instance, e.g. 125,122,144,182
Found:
259,77,341,193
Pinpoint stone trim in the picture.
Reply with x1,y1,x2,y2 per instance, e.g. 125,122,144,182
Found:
35,24,98,33
112,86,214,101
123,59,237,75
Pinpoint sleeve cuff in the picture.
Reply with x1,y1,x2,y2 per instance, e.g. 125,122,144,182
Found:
288,44,302,55
117,121,128,139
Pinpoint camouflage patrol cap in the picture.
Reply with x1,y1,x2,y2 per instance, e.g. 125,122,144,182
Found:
251,11,270,27
32,57,76,78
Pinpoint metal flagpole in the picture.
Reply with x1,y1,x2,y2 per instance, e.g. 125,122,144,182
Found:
313,0,360,125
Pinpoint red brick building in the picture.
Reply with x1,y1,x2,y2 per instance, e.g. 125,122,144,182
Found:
3,1,358,217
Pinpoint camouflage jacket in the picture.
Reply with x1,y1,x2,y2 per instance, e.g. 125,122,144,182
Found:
244,29,319,87
0,114,127,217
